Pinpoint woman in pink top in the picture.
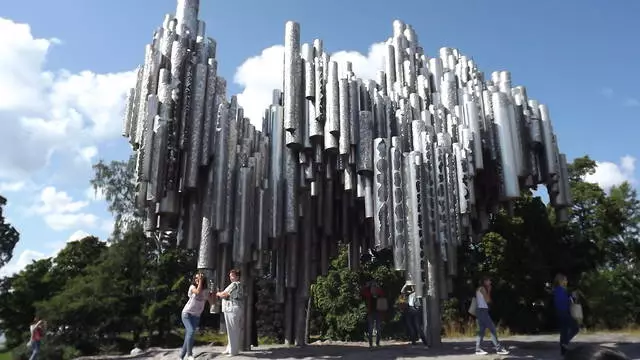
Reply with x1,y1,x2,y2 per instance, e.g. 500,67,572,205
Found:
28,317,45,360
179,273,214,360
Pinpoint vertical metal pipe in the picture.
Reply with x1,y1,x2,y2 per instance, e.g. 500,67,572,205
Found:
372,138,391,249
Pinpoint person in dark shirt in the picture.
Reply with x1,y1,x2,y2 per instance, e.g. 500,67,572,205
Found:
360,280,385,348
553,273,580,355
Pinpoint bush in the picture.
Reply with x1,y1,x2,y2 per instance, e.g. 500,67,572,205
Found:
311,246,405,341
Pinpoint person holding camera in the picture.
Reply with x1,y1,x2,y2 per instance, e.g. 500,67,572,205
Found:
28,317,45,360
400,280,428,346
179,272,214,360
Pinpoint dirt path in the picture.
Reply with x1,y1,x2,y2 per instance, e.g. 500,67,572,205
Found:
75,333,640,360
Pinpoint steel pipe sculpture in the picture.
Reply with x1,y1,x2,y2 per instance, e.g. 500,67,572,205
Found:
122,0,572,350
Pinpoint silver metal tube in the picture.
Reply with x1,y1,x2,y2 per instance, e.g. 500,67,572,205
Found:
175,0,199,37
372,138,391,249
201,58,217,166
284,149,299,234
185,62,206,188
283,21,301,132
338,78,350,156
326,61,340,135
492,92,520,198
357,111,373,174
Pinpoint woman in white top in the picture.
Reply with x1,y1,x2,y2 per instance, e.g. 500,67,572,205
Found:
474,276,509,355
216,269,244,357
180,273,214,360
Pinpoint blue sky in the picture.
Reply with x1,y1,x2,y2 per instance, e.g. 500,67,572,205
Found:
0,0,637,276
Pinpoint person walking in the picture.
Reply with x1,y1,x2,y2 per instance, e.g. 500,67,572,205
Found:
553,273,580,355
180,272,213,360
28,317,45,360
400,280,428,346
360,280,385,348
216,269,244,357
474,276,509,355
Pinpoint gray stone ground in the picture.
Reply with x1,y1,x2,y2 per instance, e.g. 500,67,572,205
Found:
75,333,640,360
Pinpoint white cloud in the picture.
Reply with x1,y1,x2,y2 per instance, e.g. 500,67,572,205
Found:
30,186,99,231
0,17,135,181
77,146,98,164
0,229,97,277
85,186,105,201
43,213,98,231
100,218,114,234
67,229,91,242
0,249,46,277
34,186,88,214
0,181,25,193
584,155,637,190
233,42,386,126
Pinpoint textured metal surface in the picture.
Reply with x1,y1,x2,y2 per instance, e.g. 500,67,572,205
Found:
372,138,390,249
357,111,373,174
124,5,571,348
283,21,300,132
201,58,217,166
493,91,520,199
185,63,207,188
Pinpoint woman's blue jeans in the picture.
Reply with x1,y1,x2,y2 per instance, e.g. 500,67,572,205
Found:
180,312,201,358
558,314,579,348
475,308,501,350
29,340,40,360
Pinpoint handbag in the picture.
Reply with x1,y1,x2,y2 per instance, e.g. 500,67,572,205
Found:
570,300,583,324
376,297,389,312
468,297,477,317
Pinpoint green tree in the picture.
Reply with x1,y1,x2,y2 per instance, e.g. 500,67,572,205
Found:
311,247,404,341
0,195,19,269
90,156,142,239
90,156,196,341
607,182,640,264
48,236,107,287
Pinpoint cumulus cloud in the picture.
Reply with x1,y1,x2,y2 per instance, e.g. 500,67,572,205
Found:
584,155,636,190
233,42,386,126
85,186,106,201
0,249,46,277
0,17,135,181
0,229,97,277
67,229,91,242
0,181,25,193
30,186,99,231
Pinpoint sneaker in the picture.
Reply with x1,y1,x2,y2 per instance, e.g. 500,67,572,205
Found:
475,349,488,355
496,347,510,355
186,356,195,360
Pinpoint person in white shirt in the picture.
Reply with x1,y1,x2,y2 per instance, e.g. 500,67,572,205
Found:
179,273,214,360
400,280,427,346
474,276,509,355
216,269,244,357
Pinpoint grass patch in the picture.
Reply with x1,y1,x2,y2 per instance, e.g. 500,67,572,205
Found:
0,350,10,360
581,325,640,336
443,318,512,338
